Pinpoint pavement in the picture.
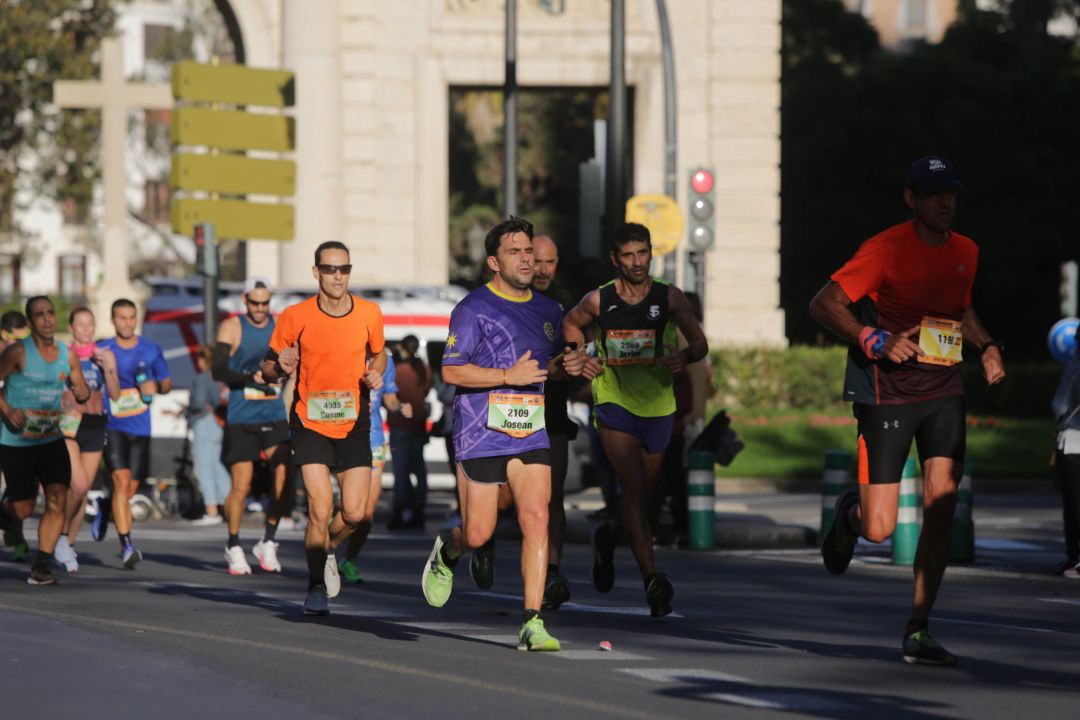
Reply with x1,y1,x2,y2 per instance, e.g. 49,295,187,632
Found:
1,484,1076,719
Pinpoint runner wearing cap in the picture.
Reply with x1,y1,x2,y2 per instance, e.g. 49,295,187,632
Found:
261,242,386,615
810,155,1006,666
212,276,291,574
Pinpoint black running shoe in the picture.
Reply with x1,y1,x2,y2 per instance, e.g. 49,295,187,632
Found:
27,566,59,586
542,574,571,610
591,523,616,593
470,540,494,590
645,572,674,618
821,490,858,575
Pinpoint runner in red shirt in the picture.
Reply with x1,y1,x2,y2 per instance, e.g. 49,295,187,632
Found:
809,156,1006,666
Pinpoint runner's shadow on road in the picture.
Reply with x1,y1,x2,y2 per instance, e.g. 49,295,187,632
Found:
274,612,517,650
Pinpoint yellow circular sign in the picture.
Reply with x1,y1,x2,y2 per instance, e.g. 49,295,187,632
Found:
624,194,683,257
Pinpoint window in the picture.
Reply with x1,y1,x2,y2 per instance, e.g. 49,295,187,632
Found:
0,254,19,299
144,24,173,62
144,179,171,226
58,255,86,299
903,0,927,33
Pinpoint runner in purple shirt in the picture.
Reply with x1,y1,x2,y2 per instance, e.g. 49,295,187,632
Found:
420,217,584,652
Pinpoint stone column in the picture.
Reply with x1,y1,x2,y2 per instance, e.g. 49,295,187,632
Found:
280,0,342,287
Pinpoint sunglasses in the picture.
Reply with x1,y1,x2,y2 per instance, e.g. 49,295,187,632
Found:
246,299,270,307
317,264,352,275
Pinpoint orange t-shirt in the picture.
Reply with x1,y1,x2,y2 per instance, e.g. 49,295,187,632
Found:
831,220,978,404
269,295,385,438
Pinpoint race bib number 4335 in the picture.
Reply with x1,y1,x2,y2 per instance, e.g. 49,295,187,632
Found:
307,390,358,424
918,316,963,366
487,393,544,438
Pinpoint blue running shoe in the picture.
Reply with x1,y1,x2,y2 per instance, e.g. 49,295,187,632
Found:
121,541,142,570
91,495,110,543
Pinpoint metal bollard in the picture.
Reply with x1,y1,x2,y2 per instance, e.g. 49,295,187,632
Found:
687,450,715,550
820,449,854,537
949,457,975,563
892,457,921,566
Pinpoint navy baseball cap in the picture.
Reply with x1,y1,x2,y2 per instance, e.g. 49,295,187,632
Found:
904,155,963,194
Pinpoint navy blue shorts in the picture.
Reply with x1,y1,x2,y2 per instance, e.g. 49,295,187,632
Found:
595,403,675,455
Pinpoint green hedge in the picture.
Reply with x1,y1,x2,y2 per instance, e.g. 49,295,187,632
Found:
710,346,1063,418
0,297,83,334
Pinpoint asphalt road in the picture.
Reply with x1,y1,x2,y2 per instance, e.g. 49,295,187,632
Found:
1,517,1077,720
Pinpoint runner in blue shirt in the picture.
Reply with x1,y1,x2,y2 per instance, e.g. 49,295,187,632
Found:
94,298,171,569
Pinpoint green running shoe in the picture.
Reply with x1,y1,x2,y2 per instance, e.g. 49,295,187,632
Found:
518,616,561,652
902,629,958,666
421,535,455,608
12,540,29,562
338,559,363,584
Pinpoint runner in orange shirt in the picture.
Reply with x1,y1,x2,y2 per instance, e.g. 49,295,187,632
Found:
261,241,386,615
810,156,1005,665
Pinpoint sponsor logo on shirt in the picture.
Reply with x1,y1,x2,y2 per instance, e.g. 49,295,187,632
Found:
543,321,555,341
647,305,660,320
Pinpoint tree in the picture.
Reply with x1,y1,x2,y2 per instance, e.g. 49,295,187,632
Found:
0,0,120,270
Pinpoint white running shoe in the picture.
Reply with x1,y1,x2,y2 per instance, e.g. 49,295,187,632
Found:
190,514,224,527
303,585,330,615
252,540,282,573
225,545,253,575
324,554,341,598
54,535,79,573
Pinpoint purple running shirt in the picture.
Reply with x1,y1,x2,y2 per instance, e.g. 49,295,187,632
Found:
442,283,564,461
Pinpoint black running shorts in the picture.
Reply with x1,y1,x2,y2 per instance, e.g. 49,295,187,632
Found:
0,439,72,501
104,429,151,480
74,413,108,453
290,423,371,473
223,419,290,465
459,449,551,485
854,395,966,485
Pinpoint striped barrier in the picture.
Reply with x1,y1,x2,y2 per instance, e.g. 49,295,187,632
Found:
687,450,715,550
949,457,975,563
892,457,921,566
820,449,854,538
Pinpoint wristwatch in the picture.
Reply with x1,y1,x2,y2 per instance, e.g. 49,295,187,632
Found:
979,340,1005,357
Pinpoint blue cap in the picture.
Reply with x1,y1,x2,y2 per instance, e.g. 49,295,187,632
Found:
904,155,963,194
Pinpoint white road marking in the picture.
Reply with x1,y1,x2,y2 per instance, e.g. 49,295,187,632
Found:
394,622,488,631
935,617,1058,633
619,668,853,712
1040,597,1080,607
554,649,649,661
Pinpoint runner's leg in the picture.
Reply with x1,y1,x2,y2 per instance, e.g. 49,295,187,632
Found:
547,434,569,567
111,469,136,536
328,466,371,549
507,460,551,611
38,483,67,555
301,464,334,587
600,428,662,578
62,439,89,540
226,461,254,543
911,457,959,624
344,466,381,561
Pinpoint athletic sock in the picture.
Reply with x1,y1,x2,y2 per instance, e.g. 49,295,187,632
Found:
547,563,559,577
523,609,540,625
262,522,277,543
440,544,459,568
906,618,929,636
119,533,131,548
228,533,241,548
33,551,52,572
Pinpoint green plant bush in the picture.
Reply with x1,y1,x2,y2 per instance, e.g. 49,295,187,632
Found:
711,346,1064,418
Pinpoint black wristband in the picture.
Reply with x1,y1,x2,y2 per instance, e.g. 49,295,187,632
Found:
980,340,1005,357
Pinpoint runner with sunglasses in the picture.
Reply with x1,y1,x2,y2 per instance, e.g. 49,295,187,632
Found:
213,276,291,574
261,242,386,614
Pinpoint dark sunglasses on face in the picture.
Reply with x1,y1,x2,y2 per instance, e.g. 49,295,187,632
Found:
246,299,270,307
317,264,352,275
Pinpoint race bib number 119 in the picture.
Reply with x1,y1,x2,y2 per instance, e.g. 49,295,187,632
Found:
918,316,963,366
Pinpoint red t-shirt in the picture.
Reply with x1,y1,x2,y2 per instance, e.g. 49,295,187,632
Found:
831,220,978,405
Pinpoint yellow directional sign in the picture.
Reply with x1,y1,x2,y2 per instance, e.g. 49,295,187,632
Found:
172,107,294,152
625,194,683,257
172,61,294,107
171,198,294,241
171,154,296,196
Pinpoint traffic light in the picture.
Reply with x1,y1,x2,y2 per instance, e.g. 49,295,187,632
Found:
1062,260,1078,318
194,222,218,278
687,168,715,250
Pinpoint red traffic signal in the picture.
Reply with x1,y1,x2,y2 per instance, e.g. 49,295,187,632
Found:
691,169,714,195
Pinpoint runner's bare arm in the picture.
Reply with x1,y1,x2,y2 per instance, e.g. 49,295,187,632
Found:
67,352,91,403
561,290,600,349
961,306,1005,385
443,350,547,388
0,343,26,428
810,281,920,363
666,287,709,366
96,347,122,400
